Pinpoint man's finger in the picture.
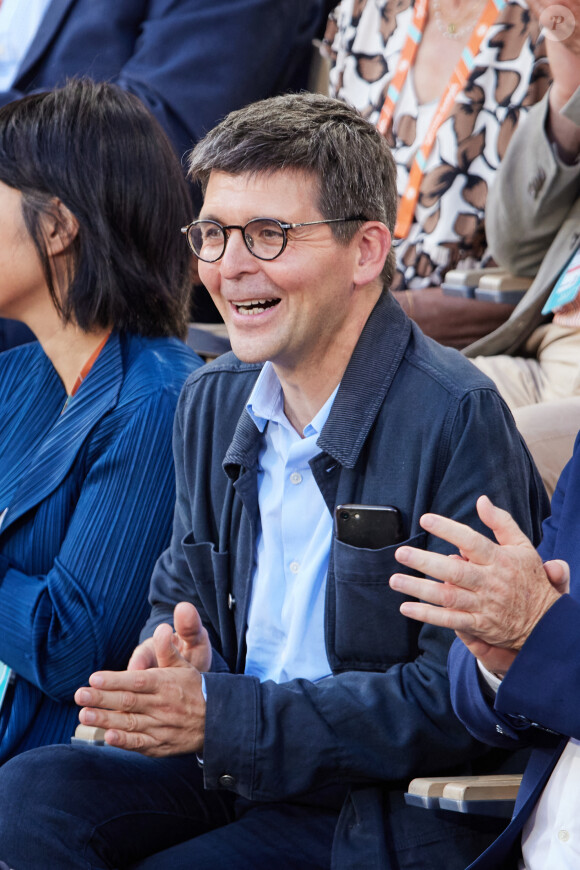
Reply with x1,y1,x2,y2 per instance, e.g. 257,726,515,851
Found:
78,704,147,733
127,639,157,672
398,600,476,632
394,544,484,589
418,512,496,566
389,573,477,610
476,495,532,548
103,728,154,752
75,683,150,713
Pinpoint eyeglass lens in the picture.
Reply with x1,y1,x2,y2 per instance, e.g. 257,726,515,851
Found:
188,218,286,262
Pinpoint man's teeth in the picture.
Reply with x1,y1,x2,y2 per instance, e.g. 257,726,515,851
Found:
234,299,279,315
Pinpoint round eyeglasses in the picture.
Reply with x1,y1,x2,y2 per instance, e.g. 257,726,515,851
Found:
180,216,367,263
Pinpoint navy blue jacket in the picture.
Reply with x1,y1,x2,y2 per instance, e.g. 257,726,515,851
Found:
144,293,548,869
1,0,326,161
0,332,201,762
450,433,580,870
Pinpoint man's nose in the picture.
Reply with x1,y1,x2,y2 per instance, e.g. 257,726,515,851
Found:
219,227,258,276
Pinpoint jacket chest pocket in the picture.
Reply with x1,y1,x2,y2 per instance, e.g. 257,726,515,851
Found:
182,537,232,642
329,532,426,670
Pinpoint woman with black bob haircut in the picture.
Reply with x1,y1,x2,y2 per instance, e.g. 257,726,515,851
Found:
0,78,202,762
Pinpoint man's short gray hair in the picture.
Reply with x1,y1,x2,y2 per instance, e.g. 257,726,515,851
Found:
187,92,397,288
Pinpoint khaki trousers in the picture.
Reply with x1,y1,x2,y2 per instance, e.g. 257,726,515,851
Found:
472,323,580,497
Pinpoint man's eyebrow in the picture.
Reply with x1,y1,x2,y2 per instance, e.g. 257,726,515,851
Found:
196,214,292,225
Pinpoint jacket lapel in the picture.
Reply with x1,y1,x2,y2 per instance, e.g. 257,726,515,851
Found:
2,331,123,533
317,292,410,469
13,0,76,84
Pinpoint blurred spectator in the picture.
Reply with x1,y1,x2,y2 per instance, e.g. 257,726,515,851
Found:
467,0,580,495
0,79,202,762
325,0,551,346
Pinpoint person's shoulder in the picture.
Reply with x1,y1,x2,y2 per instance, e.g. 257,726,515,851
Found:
0,340,44,383
180,351,262,402
172,353,262,448
403,324,499,401
120,332,203,397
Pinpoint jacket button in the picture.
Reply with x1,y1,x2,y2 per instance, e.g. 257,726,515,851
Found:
218,774,236,789
228,593,236,610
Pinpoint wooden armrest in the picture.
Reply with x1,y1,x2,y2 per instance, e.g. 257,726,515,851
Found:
475,272,533,305
441,775,522,801
407,775,461,798
71,724,107,745
442,267,508,298
405,774,522,818
477,275,533,293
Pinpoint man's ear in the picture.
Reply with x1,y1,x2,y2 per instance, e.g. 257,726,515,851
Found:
352,221,392,287
43,199,79,257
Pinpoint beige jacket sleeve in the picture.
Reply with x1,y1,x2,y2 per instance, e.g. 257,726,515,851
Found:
464,87,580,358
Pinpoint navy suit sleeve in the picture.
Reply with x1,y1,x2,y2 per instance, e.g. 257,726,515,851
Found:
114,0,325,154
0,389,180,701
199,390,548,802
450,435,580,749
1,0,325,159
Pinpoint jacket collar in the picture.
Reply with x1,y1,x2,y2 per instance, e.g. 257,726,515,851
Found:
317,292,410,468
223,293,411,474
14,0,75,84
2,330,123,533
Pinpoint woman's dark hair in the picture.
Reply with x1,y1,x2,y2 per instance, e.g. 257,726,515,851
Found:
0,78,193,337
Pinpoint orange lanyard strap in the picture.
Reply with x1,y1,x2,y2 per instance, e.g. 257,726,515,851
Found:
377,0,428,137
61,331,111,415
377,0,506,240
70,331,111,397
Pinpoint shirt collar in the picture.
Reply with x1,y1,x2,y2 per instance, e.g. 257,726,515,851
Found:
246,361,338,437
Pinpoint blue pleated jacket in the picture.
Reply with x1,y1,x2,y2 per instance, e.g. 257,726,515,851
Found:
0,330,201,762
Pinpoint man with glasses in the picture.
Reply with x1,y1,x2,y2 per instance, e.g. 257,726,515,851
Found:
0,93,547,870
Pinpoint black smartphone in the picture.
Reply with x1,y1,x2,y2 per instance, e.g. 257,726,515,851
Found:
334,504,404,549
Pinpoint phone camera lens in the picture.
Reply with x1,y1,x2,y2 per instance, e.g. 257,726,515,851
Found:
340,511,349,521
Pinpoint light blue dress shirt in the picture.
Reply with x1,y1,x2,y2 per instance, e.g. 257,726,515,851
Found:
0,0,52,90
243,362,336,684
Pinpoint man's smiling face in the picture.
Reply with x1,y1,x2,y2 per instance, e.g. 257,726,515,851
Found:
197,169,368,378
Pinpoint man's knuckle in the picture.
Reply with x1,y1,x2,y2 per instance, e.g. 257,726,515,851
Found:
121,691,137,710
132,671,148,691
125,712,139,732
440,584,457,608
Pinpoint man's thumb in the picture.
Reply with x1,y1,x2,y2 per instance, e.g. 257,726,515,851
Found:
174,601,204,646
153,623,187,669
544,559,570,596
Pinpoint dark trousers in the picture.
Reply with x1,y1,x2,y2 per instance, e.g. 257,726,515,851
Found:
0,744,339,869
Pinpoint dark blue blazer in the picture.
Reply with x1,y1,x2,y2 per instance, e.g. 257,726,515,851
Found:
449,434,580,869
1,0,326,160
0,331,201,763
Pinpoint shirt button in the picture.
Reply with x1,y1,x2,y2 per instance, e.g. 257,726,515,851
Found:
289,471,302,485
558,829,570,843
289,561,300,574
218,774,236,789
228,593,236,610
